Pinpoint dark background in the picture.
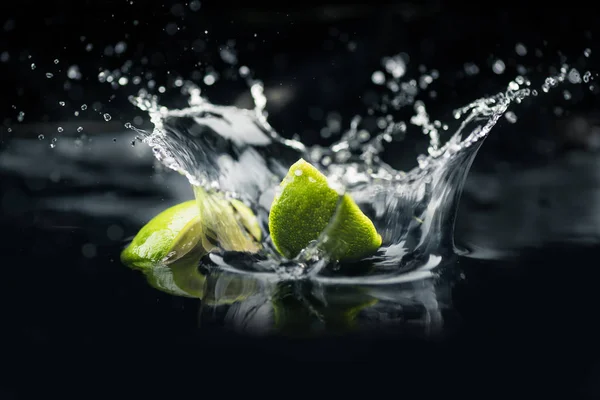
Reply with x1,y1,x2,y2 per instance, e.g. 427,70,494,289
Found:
1,1,600,397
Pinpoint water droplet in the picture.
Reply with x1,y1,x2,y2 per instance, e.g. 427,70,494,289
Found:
124,122,132,129
118,76,128,85
67,65,81,80
515,43,527,56
53,59,59,64
383,54,406,79
563,90,572,100
371,71,385,85
568,69,581,84
114,41,127,54
239,65,250,78
38,134,44,140
584,48,592,57
583,71,592,83
81,104,88,110
130,140,136,147
57,126,63,132
77,126,83,132
219,47,237,64
505,111,518,123
464,63,479,76
294,169,303,176
45,72,54,78
30,63,36,70
189,0,201,11
59,101,65,106
165,22,178,35
203,72,217,86
103,113,112,121
17,111,24,122
492,59,506,74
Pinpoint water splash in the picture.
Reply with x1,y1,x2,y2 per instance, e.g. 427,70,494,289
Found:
123,56,592,284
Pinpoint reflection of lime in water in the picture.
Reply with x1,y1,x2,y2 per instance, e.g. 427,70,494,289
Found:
144,248,206,298
271,284,378,337
202,272,260,306
268,159,382,261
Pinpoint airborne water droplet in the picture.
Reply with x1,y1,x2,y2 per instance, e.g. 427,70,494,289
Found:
67,65,81,80
30,63,36,70
239,65,250,77
505,111,518,123
57,126,63,132
77,126,83,132
38,134,44,140
583,71,592,83
81,104,88,110
203,72,217,86
371,71,385,85
17,111,24,122
492,59,506,74
59,101,65,106
46,72,54,78
103,113,112,121
515,43,527,56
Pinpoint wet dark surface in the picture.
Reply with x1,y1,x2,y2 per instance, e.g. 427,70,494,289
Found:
2,1,600,397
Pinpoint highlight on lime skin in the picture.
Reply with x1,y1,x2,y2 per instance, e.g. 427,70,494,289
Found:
121,158,382,276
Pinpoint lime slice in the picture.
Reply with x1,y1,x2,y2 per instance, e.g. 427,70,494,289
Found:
268,158,382,261
121,194,261,270
120,200,203,269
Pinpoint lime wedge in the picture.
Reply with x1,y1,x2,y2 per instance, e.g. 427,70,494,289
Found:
268,158,382,261
121,194,261,270
120,200,203,269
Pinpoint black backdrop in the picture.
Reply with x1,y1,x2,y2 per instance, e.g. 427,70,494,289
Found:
2,1,600,397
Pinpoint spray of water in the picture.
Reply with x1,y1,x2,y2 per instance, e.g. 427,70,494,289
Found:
120,53,593,284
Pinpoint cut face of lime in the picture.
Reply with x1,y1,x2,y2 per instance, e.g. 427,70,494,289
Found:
268,159,382,261
193,186,262,254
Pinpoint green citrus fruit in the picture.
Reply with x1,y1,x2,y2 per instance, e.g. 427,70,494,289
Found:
121,193,261,270
268,159,382,261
